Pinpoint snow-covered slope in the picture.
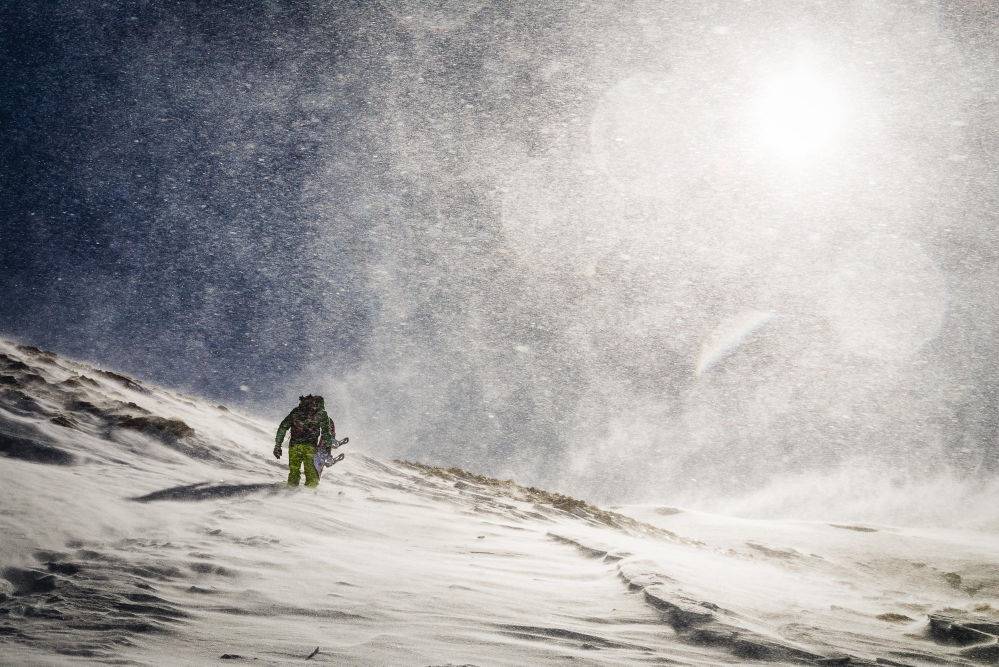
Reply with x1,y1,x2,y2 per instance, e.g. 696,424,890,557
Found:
1,339,997,665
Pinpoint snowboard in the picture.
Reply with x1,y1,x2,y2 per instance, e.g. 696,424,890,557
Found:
313,436,349,478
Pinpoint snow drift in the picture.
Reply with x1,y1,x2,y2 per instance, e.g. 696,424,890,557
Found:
0,339,997,665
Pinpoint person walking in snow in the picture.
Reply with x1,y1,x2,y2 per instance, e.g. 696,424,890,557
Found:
274,394,335,487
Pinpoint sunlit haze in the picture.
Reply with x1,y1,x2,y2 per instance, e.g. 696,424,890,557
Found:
2,1,997,525
752,66,844,161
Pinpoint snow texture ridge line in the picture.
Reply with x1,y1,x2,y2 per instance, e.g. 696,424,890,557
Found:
546,523,999,666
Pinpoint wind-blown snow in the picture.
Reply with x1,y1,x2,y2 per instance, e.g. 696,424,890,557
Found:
1,340,997,665
5,1,998,515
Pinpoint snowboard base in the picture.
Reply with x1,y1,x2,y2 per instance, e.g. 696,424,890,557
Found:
313,437,348,478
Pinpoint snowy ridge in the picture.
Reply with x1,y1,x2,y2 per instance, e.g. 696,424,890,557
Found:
548,507,999,666
550,533,829,663
1,339,998,665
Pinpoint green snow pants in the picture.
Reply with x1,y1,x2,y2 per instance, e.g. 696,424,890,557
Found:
288,443,319,488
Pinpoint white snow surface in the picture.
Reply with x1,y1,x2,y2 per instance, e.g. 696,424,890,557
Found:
1,340,997,665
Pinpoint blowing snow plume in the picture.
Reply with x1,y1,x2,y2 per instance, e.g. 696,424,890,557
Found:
4,1,997,517
2,1,999,663
2,340,999,664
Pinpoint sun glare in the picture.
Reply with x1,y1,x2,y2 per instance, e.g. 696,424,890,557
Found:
752,69,844,161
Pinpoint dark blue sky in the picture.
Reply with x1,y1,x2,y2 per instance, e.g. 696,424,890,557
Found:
2,2,381,401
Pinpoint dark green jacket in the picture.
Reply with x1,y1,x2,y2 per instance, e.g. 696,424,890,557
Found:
276,402,334,448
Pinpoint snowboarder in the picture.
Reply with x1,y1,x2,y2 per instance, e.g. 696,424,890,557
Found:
274,394,335,488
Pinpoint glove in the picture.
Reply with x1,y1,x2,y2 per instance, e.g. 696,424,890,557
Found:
273,445,282,459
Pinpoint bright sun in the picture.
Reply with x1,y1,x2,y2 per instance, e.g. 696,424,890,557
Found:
752,69,844,162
